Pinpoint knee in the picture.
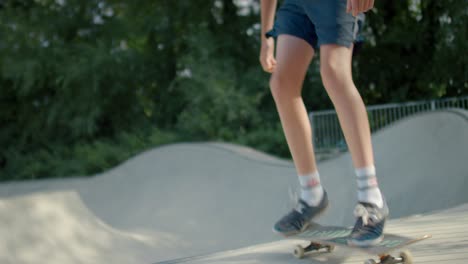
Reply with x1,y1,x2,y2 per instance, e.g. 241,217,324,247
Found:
269,73,300,102
319,58,354,95
320,59,343,82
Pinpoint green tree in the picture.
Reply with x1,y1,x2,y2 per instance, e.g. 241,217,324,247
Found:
0,0,466,180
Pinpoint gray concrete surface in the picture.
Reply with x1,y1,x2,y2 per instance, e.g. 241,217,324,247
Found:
0,109,467,264
157,203,468,264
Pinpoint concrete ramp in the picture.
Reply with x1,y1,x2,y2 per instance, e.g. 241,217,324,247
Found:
0,191,182,264
0,109,467,263
156,203,468,264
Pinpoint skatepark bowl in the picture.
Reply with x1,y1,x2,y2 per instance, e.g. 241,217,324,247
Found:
0,109,467,264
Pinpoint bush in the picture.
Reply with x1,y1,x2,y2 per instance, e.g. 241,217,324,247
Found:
0,128,180,181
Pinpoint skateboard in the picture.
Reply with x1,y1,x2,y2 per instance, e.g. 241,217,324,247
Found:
288,222,431,264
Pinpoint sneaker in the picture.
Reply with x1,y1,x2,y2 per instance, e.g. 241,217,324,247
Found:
348,200,389,247
273,191,329,236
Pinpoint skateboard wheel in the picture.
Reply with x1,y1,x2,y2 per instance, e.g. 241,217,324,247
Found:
364,259,377,264
399,250,413,264
326,245,335,252
293,245,305,259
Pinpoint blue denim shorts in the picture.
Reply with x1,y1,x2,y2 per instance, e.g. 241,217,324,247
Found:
266,0,365,49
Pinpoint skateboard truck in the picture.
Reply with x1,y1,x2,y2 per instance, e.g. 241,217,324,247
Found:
293,242,335,259
365,250,413,264
294,242,414,264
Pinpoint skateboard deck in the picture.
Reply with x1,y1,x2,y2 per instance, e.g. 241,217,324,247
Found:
288,222,431,264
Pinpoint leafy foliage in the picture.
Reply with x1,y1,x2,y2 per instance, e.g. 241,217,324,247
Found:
0,0,466,180
355,0,468,103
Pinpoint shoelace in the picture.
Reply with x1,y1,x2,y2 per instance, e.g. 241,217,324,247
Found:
352,204,385,237
354,204,383,225
354,204,371,225
353,218,383,237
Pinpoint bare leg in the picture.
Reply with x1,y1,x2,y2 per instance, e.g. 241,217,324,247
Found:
319,44,374,168
271,35,329,235
322,44,390,246
269,35,316,175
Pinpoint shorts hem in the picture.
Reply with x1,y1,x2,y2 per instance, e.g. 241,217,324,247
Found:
318,39,353,49
267,29,317,49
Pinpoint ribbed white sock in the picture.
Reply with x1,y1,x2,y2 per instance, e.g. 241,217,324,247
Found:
298,171,324,206
355,166,384,208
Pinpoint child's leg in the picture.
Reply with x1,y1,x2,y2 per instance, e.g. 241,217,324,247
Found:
271,35,330,235
319,44,373,167
298,0,387,246
271,35,327,210
270,34,316,176
319,44,383,207
320,44,388,246
270,34,324,206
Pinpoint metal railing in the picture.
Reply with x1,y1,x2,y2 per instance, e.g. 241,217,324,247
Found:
309,96,468,151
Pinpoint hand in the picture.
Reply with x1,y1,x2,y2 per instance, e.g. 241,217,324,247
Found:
259,37,277,73
347,0,374,16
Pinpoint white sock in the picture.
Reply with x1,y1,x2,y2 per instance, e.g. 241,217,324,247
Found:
355,166,384,208
298,171,324,206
